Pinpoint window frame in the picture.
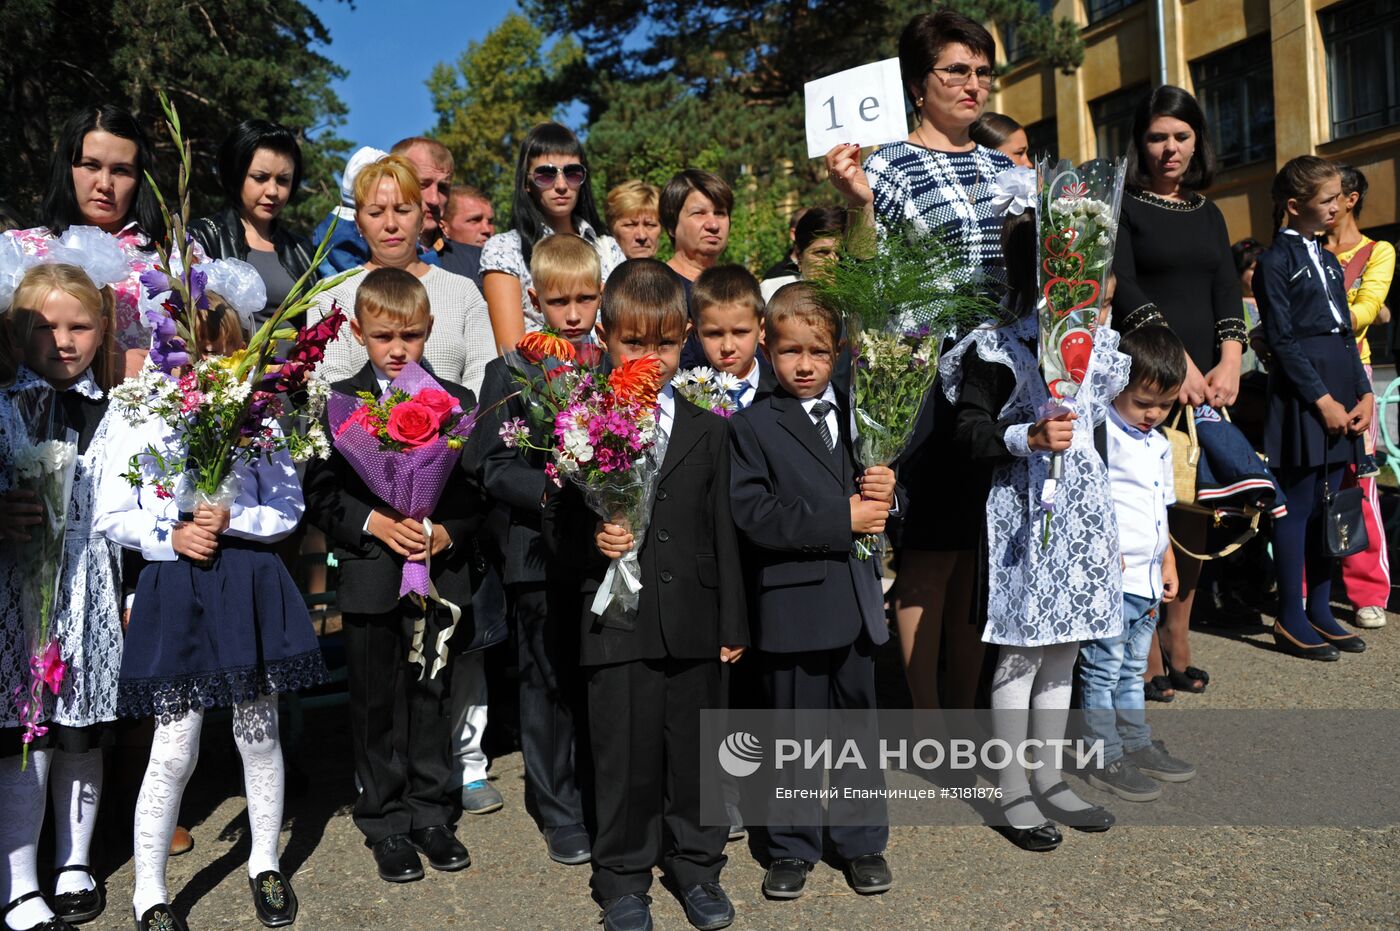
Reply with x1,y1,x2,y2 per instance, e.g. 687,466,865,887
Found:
1189,34,1276,170
1320,0,1400,140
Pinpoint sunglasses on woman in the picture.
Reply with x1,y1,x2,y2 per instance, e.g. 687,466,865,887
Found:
531,163,588,189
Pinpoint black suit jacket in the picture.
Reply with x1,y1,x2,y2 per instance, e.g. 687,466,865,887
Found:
303,363,485,615
542,396,748,666
467,356,549,586
728,390,889,654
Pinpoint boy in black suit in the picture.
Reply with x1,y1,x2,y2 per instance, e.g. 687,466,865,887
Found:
545,259,748,931
690,264,774,410
304,267,480,884
728,281,897,899
469,234,600,866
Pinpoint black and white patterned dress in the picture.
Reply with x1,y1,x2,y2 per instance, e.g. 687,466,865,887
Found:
865,141,1014,551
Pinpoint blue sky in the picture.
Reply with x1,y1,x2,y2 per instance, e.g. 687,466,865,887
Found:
314,0,522,150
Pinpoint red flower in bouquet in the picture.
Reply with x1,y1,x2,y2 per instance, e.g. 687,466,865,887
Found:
336,404,376,438
608,356,664,406
386,400,441,448
518,329,577,364
415,387,459,426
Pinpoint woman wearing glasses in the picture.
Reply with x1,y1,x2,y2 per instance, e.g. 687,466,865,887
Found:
824,9,1015,724
480,122,624,351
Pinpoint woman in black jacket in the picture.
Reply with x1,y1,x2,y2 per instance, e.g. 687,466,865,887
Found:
191,119,317,329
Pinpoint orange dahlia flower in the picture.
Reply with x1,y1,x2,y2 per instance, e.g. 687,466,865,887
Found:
609,356,664,405
517,329,576,364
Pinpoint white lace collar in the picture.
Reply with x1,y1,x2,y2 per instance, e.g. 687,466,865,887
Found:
7,365,103,399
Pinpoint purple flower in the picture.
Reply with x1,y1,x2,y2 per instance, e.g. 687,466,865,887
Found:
149,337,189,373
139,268,171,299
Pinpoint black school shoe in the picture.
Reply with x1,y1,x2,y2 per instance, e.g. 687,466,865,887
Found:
4,892,75,931
249,871,297,928
1033,782,1116,832
601,894,653,931
680,883,734,930
408,824,471,871
132,903,187,931
843,853,893,894
50,866,102,924
761,859,812,899
370,834,424,883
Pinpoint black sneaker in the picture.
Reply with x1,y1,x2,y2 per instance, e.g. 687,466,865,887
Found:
1358,453,1381,479
1086,759,1162,802
1126,740,1197,782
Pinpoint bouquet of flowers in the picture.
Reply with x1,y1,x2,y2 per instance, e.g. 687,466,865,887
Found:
110,94,358,517
671,366,740,418
1034,157,1126,532
10,393,79,768
808,224,1000,558
327,361,479,677
501,345,665,625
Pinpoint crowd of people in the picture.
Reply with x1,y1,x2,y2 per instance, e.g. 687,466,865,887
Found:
0,8,1392,931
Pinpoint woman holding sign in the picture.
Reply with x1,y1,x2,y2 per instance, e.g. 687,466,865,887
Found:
826,10,1012,713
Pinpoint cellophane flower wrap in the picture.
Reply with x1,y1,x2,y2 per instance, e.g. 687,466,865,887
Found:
10,394,78,768
109,94,359,518
501,338,664,625
808,223,1000,559
672,367,740,418
1035,156,1127,531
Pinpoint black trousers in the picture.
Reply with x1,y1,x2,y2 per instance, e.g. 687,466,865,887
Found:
761,633,889,863
586,656,727,902
515,584,588,829
344,608,456,843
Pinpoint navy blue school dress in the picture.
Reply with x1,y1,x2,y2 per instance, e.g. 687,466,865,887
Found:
1255,229,1372,470
94,417,328,723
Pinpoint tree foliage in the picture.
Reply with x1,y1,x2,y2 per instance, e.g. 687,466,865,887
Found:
426,13,583,220
0,0,350,229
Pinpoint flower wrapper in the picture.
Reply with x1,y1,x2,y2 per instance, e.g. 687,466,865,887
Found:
327,361,476,599
577,457,661,627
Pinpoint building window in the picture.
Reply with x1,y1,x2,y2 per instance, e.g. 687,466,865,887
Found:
1321,0,1400,139
1002,0,1056,63
1190,34,1275,169
1091,84,1147,160
1025,117,1059,163
1084,0,1142,27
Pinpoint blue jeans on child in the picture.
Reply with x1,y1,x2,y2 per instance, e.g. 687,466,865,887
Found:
1078,592,1158,765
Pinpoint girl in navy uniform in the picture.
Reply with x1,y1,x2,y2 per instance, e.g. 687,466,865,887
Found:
1256,156,1373,661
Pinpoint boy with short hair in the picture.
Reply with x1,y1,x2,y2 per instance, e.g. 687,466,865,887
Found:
545,258,748,931
728,281,897,900
469,234,600,866
690,264,772,410
304,267,481,883
1081,324,1197,803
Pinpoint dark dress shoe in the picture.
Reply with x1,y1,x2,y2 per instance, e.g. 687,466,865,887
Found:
1272,624,1341,661
761,858,812,899
543,823,591,865
1313,625,1366,653
680,882,734,930
370,834,424,883
843,853,892,894
132,903,187,931
1035,783,1116,832
408,824,471,871
248,871,297,928
4,892,76,931
992,797,1062,851
601,893,653,931
51,866,103,924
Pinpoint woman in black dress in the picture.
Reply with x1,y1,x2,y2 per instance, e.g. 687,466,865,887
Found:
1112,86,1246,699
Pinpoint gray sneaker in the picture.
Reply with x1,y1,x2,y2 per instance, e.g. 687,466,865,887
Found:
461,779,504,814
1126,740,1197,783
1086,759,1162,802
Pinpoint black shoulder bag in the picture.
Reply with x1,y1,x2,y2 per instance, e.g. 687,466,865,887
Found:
1322,439,1368,559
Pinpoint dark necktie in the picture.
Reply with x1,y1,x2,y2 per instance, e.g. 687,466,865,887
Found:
809,400,835,452
727,385,747,409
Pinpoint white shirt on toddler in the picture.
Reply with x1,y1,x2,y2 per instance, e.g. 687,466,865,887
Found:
1107,404,1176,601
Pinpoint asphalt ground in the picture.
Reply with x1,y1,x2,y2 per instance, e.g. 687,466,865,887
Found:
74,596,1400,931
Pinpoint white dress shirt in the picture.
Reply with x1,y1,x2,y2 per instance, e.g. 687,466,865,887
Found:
94,415,304,561
1107,405,1176,600
734,359,762,410
799,384,840,445
657,383,676,439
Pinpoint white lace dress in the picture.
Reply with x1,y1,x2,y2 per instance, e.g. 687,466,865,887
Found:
940,316,1130,647
0,369,123,731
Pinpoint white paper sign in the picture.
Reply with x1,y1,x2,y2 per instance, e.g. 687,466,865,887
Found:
804,58,907,159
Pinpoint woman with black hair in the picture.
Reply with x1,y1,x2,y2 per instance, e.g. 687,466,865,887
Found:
480,122,623,351
7,105,187,379
1111,84,1246,699
190,119,317,330
970,112,1032,167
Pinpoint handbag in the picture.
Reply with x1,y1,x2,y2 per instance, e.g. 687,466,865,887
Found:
1322,440,1369,559
1165,405,1265,561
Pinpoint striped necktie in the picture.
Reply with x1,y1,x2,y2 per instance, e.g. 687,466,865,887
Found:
808,400,835,452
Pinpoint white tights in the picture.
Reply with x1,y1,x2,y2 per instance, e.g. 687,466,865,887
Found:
131,695,284,917
989,643,1091,828
0,750,52,929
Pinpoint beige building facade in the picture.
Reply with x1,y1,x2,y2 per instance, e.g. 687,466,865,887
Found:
992,0,1400,245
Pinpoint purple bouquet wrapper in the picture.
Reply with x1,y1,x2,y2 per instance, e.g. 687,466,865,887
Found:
328,362,476,598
